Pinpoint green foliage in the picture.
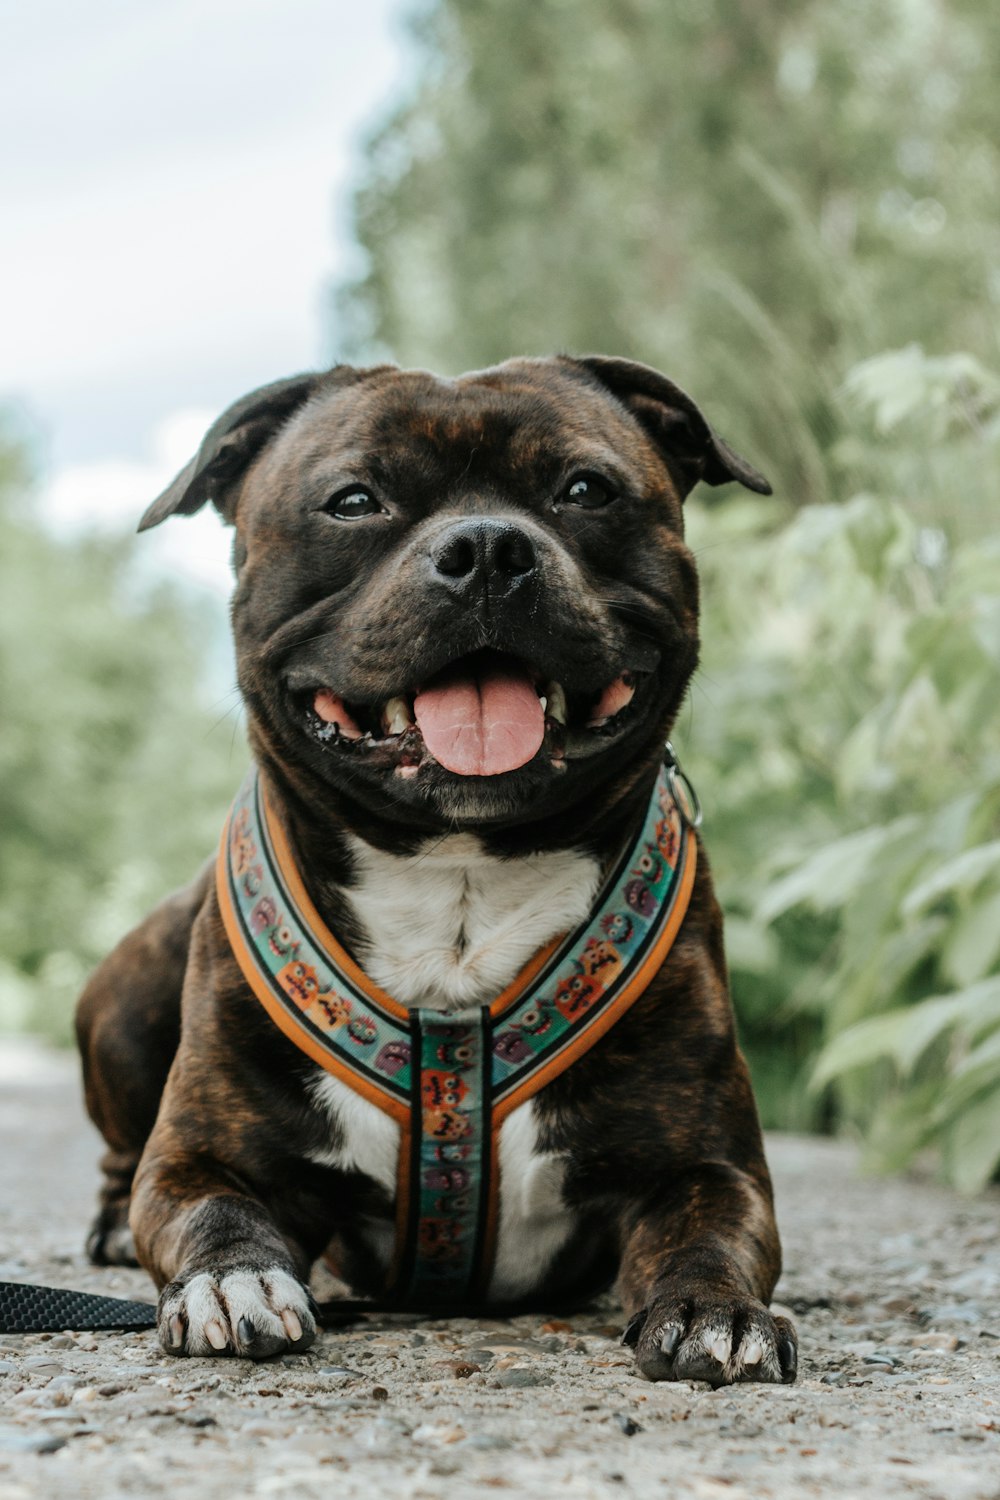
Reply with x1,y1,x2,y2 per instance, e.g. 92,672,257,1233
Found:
0,431,245,1042
684,362,1000,1187
844,347,1000,442
338,0,1000,507
335,0,1000,1185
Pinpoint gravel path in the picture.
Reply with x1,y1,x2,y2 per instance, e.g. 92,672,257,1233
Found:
1,1039,998,1500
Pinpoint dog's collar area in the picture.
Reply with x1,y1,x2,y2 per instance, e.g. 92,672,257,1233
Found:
217,747,698,1310
663,741,702,828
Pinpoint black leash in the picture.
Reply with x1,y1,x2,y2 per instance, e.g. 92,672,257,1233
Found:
0,1282,376,1335
0,1278,596,1336
0,1280,157,1334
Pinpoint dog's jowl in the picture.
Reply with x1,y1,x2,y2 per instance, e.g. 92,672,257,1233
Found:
76,355,797,1383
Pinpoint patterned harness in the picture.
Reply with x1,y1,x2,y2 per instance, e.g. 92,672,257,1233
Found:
217,752,698,1310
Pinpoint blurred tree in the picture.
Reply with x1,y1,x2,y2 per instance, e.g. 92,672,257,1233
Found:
338,0,1000,515
0,424,245,1040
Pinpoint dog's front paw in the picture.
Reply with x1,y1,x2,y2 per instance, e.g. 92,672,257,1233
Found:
623,1293,797,1386
158,1267,317,1359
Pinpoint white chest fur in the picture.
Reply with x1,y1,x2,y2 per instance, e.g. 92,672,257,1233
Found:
343,831,601,1011
308,832,602,1298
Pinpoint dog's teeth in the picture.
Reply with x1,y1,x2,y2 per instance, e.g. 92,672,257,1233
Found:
383,696,413,736
546,682,567,725
539,695,547,713
314,689,363,740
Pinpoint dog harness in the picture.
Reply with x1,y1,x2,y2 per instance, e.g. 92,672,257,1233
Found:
217,751,698,1310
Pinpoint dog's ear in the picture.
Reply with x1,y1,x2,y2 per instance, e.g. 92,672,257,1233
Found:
569,355,772,499
137,373,322,532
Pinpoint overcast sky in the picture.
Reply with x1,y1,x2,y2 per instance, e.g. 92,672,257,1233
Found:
2,0,409,593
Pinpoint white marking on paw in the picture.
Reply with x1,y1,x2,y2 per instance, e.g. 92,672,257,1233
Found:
160,1267,314,1358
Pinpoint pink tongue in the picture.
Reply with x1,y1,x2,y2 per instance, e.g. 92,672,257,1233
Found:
413,660,545,776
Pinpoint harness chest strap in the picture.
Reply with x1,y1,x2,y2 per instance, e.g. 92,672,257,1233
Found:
217,761,696,1309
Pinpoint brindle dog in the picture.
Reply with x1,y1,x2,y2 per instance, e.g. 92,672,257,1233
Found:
76,355,797,1383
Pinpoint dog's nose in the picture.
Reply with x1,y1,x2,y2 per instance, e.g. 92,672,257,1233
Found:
429,519,537,595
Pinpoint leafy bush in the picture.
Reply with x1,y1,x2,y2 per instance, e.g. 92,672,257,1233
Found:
686,350,1000,1186
334,0,1000,1182
0,434,245,1042
339,0,1000,510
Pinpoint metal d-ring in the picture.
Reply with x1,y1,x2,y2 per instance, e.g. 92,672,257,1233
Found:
663,742,703,829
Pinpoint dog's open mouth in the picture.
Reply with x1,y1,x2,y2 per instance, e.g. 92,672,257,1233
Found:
300,649,643,778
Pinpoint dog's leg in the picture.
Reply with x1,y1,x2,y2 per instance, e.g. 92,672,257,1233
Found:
618,1161,797,1385
75,867,210,1264
122,889,338,1361
130,1139,320,1360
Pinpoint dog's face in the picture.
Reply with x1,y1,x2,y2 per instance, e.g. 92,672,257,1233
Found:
141,356,769,832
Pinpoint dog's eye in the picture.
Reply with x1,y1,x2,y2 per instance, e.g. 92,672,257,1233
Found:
560,474,615,509
323,487,384,520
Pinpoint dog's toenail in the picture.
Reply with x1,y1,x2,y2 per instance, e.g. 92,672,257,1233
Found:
660,1325,681,1358
205,1320,228,1350
238,1317,256,1345
168,1315,184,1348
742,1337,763,1365
709,1333,731,1364
780,1336,798,1381
621,1311,646,1348
281,1309,303,1342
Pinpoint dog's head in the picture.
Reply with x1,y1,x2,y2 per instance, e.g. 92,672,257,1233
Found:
141,356,769,838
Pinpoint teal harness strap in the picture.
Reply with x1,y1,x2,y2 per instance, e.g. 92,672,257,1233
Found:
394,1007,494,1305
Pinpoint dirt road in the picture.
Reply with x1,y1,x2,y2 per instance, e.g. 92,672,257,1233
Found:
1,1040,998,1499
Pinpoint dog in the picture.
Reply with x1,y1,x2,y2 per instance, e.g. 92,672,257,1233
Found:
75,354,797,1384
